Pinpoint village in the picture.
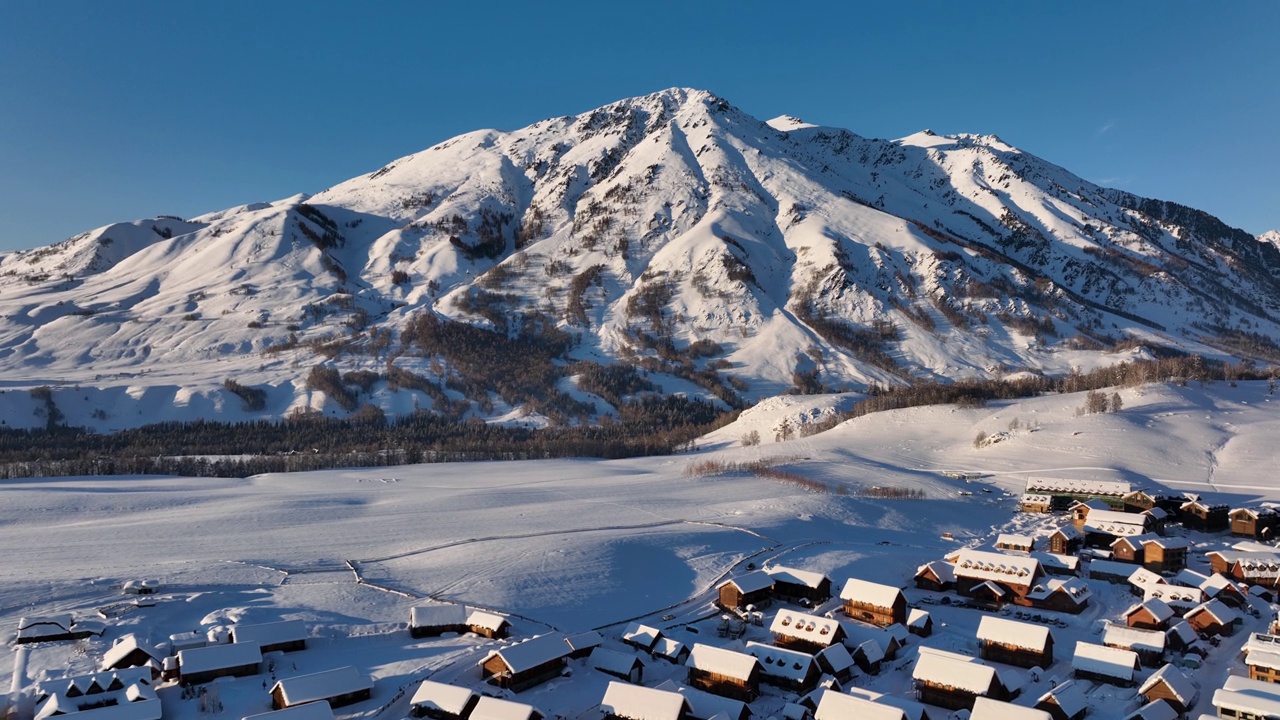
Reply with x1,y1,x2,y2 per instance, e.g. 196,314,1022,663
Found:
13,475,1280,720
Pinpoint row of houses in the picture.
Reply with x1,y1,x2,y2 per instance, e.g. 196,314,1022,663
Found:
914,549,1092,613
715,565,833,611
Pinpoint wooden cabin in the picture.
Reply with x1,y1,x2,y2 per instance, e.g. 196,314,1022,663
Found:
1232,506,1280,540
1137,664,1198,715
840,578,907,627
1179,497,1229,532
908,609,933,638
479,634,570,693
977,617,1054,669
1034,680,1088,720
717,571,774,611
620,622,663,654
409,605,468,639
1071,499,1113,527
771,611,844,654
840,620,903,661
100,635,162,674
590,648,645,684
1247,649,1280,683
1124,490,1160,513
850,639,885,675
1214,676,1280,720
1210,551,1280,589
812,690,912,720
409,679,478,720
176,642,262,685
466,609,510,639
653,638,690,665
243,702,335,720
685,643,761,702
914,561,956,592
744,641,821,694
971,697,1053,720
767,566,832,604
1124,598,1175,631
652,679,751,720
1082,510,1151,548
564,630,604,659
1021,494,1053,513
1026,577,1092,614
1142,507,1170,534
1072,642,1139,687
600,682,690,720
1124,699,1178,720
232,620,308,653
814,644,856,683
996,534,1035,553
836,688,934,720
1047,526,1083,556
1032,552,1080,577
948,550,1042,606
911,648,1011,711
1102,623,1166,668
1184,599,1240,637
1200,573,1249,609
271,666,371,710
1141,537,1189,573
1111,534,1157,564
471,697,543,720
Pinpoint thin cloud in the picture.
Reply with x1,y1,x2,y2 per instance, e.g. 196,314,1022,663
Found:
1096,120,1116,137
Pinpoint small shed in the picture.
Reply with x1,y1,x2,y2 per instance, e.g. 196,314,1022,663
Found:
771,610,845,653
1034,680,1088,720
590,648,645,684
997,534,1035,553
1164,621,1200,653
907,609,933,638
564,630,604,659
976,616,1054,669
1021,494,1054,513
1125,598,1175,631
840,578,907,628
653,637,690,665
1102,623,1166,667
620,622,663,654
470,696,543,720
270,666,372,710
1137,663,1198,715
744,640,820,693
479,634,569,693
466,609,510,639
685,643,761,703
717,571,774,610
409,605,468,638
1071,641,1138,687
231,620,308,653
767,566,833,603
600,681,690,720
814,644,855,683
409,679,477,720
177,642,262,685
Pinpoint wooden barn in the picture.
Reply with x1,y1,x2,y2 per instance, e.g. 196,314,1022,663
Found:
231,620,308,653
466,609,510,639
1072,642,1139,687
716,571,774,611
770,610,844,654
1141,537,1189,573
409,605,468,639
840,578,907,628
1179,496,1229,532
409,679,477,720
1209,550,1280,589
744,641,821,694
176,642,262,685
100,635,162,674
600,681,690,720
914,561,956,592
1124,598,1175,631
948,550,1042,606
1047,526,1083,556
1231,506,1280,540
976,616,1054,669
479,634,570,693
1102,622,1166,667
911,647,1012,711
1137,663,1198,715
590,648,645,684
1184,598,1241,637
271,666,372,710
767,566,832,604
685,643,761,702
1034,680,1088,720
850,638,886,674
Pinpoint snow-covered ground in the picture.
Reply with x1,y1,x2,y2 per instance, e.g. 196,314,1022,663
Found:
5,381,1280,718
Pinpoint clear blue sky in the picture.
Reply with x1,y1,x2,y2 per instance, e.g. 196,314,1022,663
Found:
1,1,1276,252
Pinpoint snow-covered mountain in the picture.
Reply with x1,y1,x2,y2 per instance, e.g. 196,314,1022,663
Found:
2,88,1278,430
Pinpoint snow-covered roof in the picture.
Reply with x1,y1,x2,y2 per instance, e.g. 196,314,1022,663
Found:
1125,699,1179,720
1214,687,1280,719
977,616,1051,651
1174,569,1210,587
467,609,509,631
18,614,75,640
1200,573,1241,597
816,643,854,674
745,641,816,682
971,696,1052,720
771,610,842,646
1103,623,1166,654
621,622,662,648
915,560,956,583
1112,532,1160,551
907,608,931,629
912,647,998,694
232,619,307,647
997,533,1034,548
947,549,1039,585
653,638,686,659
1073,499,1112,511
843,688,928,720
1037,680,1088,718
35,682,159,720
1187,598,1240,625
855,638,885,664
600,681,688,720
1232,506,1280,519
1129,567,1168,590
719,570,773,594
652,680,748,720
1026,478,1130,496
1084,509,1149,536
271,666,370,707
1050,525,1082,539
1167,620,1198,645
590,647,643,676
974,580,1008,598
1145,584,1202,608
1144,506,1170,520
101,634,161,671
813,689,907,720
1143,536,1190,550
1021,494,1053,505
686,643,759,681
564,630,603,653
1247,649,1280,672
409,679,475,715
469,696,541,720
410,604,467,628
1025,577,1091,605
1030,552,1080,573
34,668,153,701
839,578,903,608
1139,664,1198,706
177,642,262,676
838,619,896,653
1089,559,1142,578
1251,584,1273,597
1126,597,1175,624
767,565,829,589
1244,633,1280,657
1072,641,1137,681
484,634,569,674
243,702,335,720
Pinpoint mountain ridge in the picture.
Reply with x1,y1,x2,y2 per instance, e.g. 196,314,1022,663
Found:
2,87,1277,432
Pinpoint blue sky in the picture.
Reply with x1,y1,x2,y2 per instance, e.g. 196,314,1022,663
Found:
1,2,1276,252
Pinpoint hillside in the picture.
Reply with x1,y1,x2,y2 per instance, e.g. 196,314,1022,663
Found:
2,88,1278,431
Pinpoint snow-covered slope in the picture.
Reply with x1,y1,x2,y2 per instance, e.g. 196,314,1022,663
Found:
2,88,1278,429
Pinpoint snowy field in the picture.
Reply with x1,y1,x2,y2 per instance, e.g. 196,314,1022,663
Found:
5,381,1280,718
